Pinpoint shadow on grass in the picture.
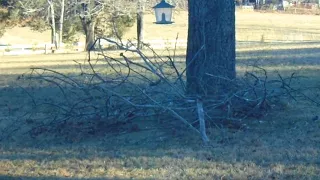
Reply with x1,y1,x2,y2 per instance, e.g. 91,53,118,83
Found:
0,43,320,179
1,43,320,74
237,25,320,36
0,175,141,180
237,47,320,66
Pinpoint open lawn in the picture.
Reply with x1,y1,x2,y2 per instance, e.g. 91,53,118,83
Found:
2,10,320,44
0,11,320,179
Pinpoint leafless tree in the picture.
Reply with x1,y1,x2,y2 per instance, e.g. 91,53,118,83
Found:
74,0,135,50
17,0,135,50
47,0,57,48
137,0,145,49
58,0,65,47
18,0,66,48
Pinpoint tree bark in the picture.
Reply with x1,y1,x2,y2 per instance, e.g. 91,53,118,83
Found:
255,0,260,9
48,0,57,49
81,17,96,51
186,0,236,96
137,0,145,50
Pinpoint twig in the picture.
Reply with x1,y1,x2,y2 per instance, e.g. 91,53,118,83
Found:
197,98,210,144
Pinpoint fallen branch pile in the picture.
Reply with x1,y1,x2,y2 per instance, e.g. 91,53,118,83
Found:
0,38,313,144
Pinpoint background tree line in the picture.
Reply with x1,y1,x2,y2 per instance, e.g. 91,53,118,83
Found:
0,0,138,50
0,0,189,50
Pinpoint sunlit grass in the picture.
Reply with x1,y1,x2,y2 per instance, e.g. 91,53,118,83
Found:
1,141,319,179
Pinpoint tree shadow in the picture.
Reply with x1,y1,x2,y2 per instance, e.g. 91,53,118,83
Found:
0,175,141,180
237,24,320,37
0,43,320,179
237,46,320,66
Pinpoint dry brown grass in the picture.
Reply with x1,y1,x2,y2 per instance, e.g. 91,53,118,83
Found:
2,10,320,44
0,11,320,180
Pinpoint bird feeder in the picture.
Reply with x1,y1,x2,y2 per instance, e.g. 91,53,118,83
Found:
153,0,175,24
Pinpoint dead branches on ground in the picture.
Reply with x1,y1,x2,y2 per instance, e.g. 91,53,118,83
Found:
1,38,315,144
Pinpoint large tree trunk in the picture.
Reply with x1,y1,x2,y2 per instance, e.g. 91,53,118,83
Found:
137,0,144,49
186,0,236,96
81,17,96,51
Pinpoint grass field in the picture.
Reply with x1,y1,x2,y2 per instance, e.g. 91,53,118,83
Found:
0,11,320,179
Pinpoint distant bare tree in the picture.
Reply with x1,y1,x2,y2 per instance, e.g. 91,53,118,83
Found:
75,0,135,51
17,0,66,48
47,0,57,48
15,0,135,50
137,0,145,49
58,0,65,47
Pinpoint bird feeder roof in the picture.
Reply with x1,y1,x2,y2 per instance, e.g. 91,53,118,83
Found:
153,0,175,9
